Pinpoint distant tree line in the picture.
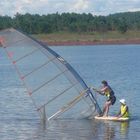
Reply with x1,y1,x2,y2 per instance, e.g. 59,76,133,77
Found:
0,11,140,34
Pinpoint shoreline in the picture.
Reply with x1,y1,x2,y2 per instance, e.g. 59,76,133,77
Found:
43,39,140,46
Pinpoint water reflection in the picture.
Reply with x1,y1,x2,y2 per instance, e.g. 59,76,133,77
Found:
28,119,95,140
91,119,130,140
104,123,115,140
120,121,130,139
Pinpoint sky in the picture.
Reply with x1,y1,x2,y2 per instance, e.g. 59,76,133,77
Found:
0,0,140,17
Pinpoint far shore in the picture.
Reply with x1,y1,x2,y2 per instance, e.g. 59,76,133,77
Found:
44,39,140,46
33,31,140,46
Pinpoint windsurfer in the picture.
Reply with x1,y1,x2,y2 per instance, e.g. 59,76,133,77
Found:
92,80,116,116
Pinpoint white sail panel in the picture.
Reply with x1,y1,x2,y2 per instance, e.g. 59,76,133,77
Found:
0,28,102,120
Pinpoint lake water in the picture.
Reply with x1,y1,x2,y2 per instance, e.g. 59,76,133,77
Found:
0,44,140,140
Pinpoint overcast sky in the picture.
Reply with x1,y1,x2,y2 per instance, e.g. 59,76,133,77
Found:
0,0,140,17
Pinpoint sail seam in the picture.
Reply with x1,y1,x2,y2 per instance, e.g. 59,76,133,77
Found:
48,88,89,120
14,48,39,63
22,57,56,79
37,82,79,110
31,69,68,94
3,38,28,48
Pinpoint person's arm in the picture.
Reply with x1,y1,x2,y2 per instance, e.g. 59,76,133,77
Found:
91,87,104,95
100,86,108,92
97,86,108,95
116,110,121,117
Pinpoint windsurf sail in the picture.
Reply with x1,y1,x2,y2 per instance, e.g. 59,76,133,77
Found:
0,28,102,120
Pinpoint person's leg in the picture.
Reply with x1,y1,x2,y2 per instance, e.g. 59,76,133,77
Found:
103,101,112,116
102,105,106,115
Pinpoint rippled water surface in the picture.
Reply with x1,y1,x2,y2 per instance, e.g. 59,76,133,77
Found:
0,44,140,140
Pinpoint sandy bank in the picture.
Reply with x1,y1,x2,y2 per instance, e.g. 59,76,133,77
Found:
43,39,140,46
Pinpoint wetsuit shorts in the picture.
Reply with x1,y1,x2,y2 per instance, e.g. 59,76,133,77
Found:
108,96,116,105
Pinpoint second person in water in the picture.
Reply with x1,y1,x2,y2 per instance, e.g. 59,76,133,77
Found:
93,80,116,116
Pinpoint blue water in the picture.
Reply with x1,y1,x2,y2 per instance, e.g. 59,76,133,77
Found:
0,44,140,140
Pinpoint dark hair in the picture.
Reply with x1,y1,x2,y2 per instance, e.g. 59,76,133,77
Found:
101,80,108,85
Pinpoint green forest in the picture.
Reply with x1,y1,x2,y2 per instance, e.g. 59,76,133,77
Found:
0,11,140,34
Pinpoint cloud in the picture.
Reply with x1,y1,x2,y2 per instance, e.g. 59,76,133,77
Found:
69,0,90,12
0,0,140,17
91,0,140,15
